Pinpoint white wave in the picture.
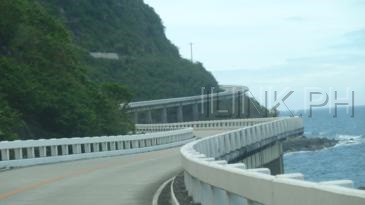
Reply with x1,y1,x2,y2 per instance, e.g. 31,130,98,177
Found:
284,150,315,156
334,134,363,147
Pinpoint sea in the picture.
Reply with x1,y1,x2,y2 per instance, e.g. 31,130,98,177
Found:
283,106,365,188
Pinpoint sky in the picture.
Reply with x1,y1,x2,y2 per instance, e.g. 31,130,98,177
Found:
144,0,365,112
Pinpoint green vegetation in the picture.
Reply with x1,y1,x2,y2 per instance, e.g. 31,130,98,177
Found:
0,0,218,140
0,0,269,141
0,1,132,140
39,0,218,100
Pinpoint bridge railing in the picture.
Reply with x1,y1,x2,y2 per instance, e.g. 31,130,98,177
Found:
0,128,194,168
128,85,248,110
180,117,365,205
135,118,276,133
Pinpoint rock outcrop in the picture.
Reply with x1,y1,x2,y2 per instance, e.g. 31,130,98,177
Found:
283,136,338,153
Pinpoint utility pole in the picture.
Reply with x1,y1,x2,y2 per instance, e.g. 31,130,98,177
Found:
190,42,194,63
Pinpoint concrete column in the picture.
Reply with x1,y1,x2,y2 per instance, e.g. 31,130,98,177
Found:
14,148,23,160
72,144,81,154
213,187,230,205
84,144,91,153
237,91,243,118
230,193,249,205
146,139,152,147
146,110,153,124
39,147,47,157
202,183,214,205
51,146,58,156
191,178,202,203
61,145,69,155
101,142,108,151
193,103,199,121
133,111,139,124
177,105,183,122
139,140,145,148
110,142,116,151
151,138,156,146
117,141,123,150
132,140,139,148
26,147,35,159
93,143,100,152
184,172,192,196
161,107,168,123
1,149,10,161
125,141,131,149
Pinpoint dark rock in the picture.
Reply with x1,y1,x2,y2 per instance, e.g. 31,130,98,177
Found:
283,136,338,153
359,187,365,190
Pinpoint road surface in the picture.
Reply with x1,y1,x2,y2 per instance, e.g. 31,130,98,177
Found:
0,130,229,205
0,148,181,205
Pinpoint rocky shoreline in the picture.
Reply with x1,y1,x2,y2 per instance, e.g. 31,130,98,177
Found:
283,135,338,153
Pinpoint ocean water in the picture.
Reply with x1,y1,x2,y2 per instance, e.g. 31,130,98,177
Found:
283,106,365,188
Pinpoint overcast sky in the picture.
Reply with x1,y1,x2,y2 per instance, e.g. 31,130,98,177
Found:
144,0,365,111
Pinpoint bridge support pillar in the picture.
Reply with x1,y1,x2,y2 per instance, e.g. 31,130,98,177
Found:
101,142,108,152
110,142,116,151
61,145,69,155
133,111,139,124
146,110,153,124
85,144,91,153
1,149,9,161
161,107,168,123
193,103,199,121
51,146,58,156
117,142,123,150
26,148,35,159
39,147,47,157
213,187,229,205
177,105,184,122
125,141,131,149
93,143,100,152
72,144,81,154
229,193,249,205
14,148,23,160
202,183,214,205
262,143,284,175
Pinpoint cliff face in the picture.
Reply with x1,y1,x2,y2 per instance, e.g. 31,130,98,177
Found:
39,0,219,100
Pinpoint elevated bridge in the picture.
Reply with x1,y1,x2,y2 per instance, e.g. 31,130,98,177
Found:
0,85,364,205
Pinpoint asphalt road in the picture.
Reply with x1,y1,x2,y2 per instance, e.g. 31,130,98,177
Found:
0,148,182,205
0,130,229,205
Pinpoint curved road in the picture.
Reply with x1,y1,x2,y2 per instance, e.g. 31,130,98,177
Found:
0,130,229,205
0,148,181,205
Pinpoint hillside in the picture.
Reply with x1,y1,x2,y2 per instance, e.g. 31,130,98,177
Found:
0,0,219,140
38,0,219,100
0,1,132,140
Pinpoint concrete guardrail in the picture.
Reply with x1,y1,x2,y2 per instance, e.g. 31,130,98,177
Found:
180,117,365,205
0,128,194,168
136,118,276,133
128,85,248,110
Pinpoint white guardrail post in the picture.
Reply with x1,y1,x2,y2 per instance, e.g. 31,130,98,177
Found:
0,128,194,168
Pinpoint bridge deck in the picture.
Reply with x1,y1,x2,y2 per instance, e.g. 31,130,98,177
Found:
0,148,181,205
0,130,230,205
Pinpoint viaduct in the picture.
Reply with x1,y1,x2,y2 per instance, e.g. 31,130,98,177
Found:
0,85,364,205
